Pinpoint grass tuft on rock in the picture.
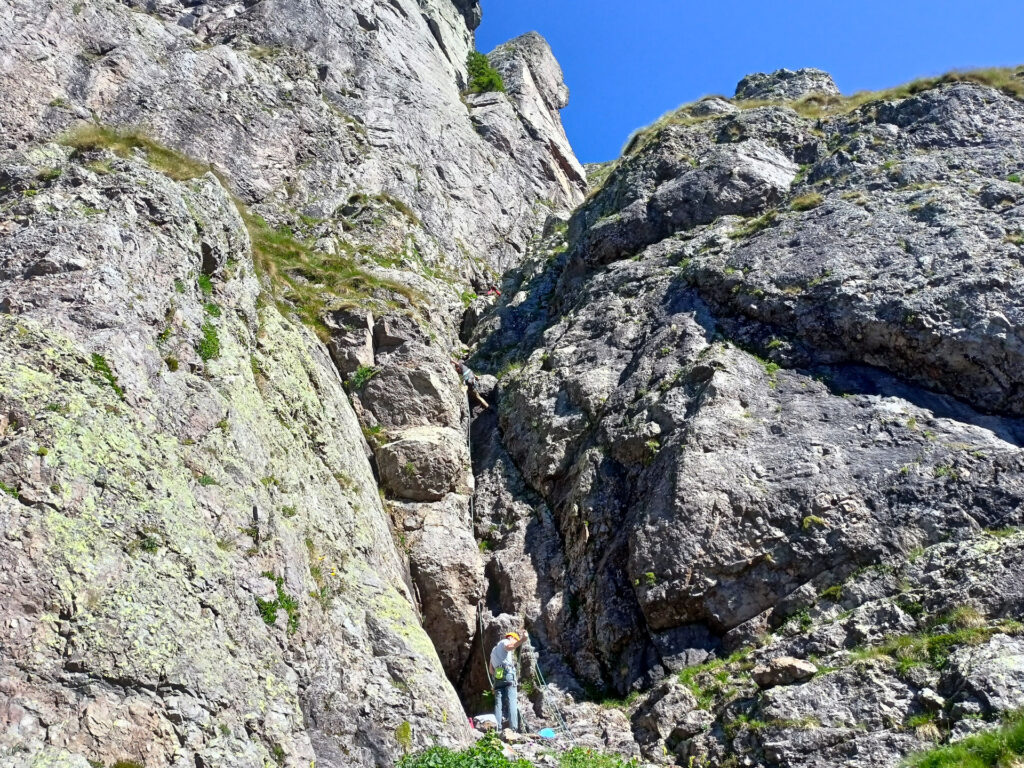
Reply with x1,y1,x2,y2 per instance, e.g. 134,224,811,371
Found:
60,124,211,181
791,192,824,211
905,709,1024,768
243,209,420,341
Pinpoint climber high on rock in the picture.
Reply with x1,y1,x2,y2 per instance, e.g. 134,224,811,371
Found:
489,630,528,735
453,360,490,410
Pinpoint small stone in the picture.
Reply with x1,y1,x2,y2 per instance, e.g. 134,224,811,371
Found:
752,656,818,688
918,688,945,711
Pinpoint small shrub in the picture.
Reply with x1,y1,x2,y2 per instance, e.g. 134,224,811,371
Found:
1008,174,1022,184
165,356,179,372
803,515,827,530
281,505,298,519
466,51,505,94
91,353,125,400
0,480,20,497
197,474,217,487
198,274,214,296
204,302,222,317
197,321,220,361
348,365,379,390
398,733,532,768
791,192,825,211
256,573,300,635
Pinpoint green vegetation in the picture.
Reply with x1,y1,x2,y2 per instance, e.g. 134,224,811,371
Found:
852,621,1022,675
677,648,754,710
244,209,419,340
559,747,640,768
165,356,179,372
803,515,827,530
905,709,1024,768
1008,174,1022,184
197,474,217,487
398,734,639,768
791,192,825,211
197,321,221,361
398,734,531,768
0,480,20,497
731,210,778,239
348,364,379,390
198,274,214,296
91,353,125,400
255,572,300,635
466,51,505,94
204,302,221,318
60,124,211,181
395,721,413,753
820,584,843,602
281,505,297,519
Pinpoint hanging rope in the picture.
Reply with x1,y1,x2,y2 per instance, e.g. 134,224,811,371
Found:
477,601,494,690
524,641,578,745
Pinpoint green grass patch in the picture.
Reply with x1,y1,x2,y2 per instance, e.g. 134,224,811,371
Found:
852,623,1019,675
730,210,778,239
243,209,420,341
905,709,1024,768
791,192,825,211
91,353,125,400
197,321,221,361
677,647,754,710
60,124,211,181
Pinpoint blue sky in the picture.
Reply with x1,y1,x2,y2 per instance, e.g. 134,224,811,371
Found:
476,0,1024,163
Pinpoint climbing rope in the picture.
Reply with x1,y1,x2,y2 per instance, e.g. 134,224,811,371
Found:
477,602,494,690
525,641,578,745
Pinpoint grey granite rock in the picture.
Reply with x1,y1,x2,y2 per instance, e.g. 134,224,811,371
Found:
735,67,841,101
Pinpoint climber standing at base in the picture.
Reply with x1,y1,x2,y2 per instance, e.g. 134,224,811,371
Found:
453,360,490,410
489,630,528,735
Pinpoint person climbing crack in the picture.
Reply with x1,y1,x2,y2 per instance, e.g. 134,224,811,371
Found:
489,630,528,736
453,360,489,409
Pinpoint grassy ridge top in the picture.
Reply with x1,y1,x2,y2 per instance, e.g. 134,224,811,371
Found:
621,66,1024,158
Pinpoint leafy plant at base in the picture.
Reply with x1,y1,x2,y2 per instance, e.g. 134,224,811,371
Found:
559,748,640,768
398,733,531,768
466,51,505,94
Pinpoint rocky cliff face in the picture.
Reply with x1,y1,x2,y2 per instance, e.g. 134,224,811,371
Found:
2,3,1023,766
470,67,1024,766
0,1,582,766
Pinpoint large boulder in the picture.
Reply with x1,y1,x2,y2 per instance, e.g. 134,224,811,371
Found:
377,427,471,502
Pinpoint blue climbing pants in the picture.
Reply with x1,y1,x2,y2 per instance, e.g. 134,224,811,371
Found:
494,682,518,732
